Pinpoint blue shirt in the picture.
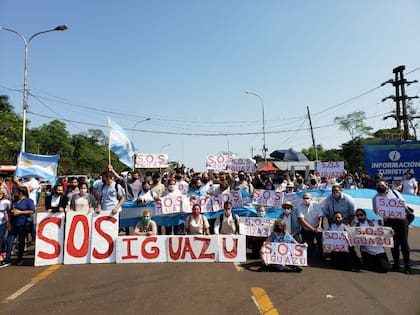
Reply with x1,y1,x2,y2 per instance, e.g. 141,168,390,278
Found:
11,197,35,227
323,193,356,220
269,232,297,244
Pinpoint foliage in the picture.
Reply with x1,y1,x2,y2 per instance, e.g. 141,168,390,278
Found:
0,96,22,163
334,111,373,140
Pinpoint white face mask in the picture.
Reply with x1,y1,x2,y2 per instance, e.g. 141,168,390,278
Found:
168,185,176,192
304,198,311,206
80,188,88,194
283,208,291,215
257,211,265,217
333,192,341,199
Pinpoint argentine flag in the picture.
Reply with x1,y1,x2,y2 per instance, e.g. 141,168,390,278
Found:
15,150,59,185
108,118,137,167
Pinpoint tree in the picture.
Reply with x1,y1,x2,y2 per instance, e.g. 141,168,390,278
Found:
0,95,22,162
334,111,373,140
341,137,365,174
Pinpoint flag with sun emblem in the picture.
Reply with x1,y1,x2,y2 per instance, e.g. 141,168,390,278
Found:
15,149,59,185
108,117,137,167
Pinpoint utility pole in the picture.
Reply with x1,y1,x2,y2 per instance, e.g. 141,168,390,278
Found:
307,106,318,161
382,65,419,140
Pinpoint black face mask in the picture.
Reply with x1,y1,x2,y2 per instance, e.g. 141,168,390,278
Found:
358,217,366,223
275,226,284,233
202,178,209,184
310,179,317,185
376,186,387,194
297,179,303,184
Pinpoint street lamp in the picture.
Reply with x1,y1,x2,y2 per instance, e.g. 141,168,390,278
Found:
0,25,68,151
245,91,267,162
132,118,151,148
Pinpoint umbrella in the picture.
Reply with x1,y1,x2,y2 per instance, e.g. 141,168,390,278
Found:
257,162,280,172
269,149,309,162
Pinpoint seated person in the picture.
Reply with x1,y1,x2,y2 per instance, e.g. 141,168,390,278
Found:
133,210,157,236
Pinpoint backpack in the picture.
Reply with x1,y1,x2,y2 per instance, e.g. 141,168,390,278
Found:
219,213,239,234
101,181,122,200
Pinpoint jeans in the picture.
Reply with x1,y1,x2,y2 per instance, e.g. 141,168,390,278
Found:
5,225,27,263
0,223,7,253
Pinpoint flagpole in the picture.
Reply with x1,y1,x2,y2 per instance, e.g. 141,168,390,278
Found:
107,117,111,166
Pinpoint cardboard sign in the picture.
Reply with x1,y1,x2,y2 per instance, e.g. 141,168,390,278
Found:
35,213,65,266
186,195,212,213
322,231,349,252
316,161,344,179
206,154,234,170
135,154,169,168
261,242,307,266
346,226,394,247
239,217,274,237
155,195,185,215
90,212,119,264
211,191,243,211
375,196,406,219
228,158,256,173
64,211,93,264
252,189,283,207
116,236,168,263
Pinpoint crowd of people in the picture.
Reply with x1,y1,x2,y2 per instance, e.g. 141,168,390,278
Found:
0,164,417,274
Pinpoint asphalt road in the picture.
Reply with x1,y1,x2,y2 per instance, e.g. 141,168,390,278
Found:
1,227,420,315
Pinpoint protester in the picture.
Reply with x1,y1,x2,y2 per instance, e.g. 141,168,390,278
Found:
328,212,361,272
136,181,157,205
161,177,181,198
342,174,358,190
233,171,254,194
214,201,240,235
1,187,35,267
278,201,302,242
353,208,390,273
133,210,157,236
151,172,165,198
260,219,307,272
0,188,11,261
184,204,210,235
175,172,189,195
188,177,206,197
401,171,418,195
294,174,308,191
70,182,96,213
0,177,11,199
45,184,67,213
323,185,356,225
372,180,411,274
96,171,125,215
297,192,324,261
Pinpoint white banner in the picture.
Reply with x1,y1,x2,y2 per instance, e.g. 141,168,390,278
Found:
346,226,394,247
35,213,65,266
252,189,283,207
206,154,234,170
155,195,186,215
239,217,274,237
375,196,406,219
322,231,349,252
261,242,308,266
228,158,256,173
90,212,119,264
116,236,168,263
316,161,344,179
135,153,169,168
211,191,243,211
63,211,93,265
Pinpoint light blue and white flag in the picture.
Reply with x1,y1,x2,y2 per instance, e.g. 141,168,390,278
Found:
108,117,137,167
16,150,59,185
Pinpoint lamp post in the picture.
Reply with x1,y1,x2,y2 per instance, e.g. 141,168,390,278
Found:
0,25,68,151
245,91,267,162
132,118,151,147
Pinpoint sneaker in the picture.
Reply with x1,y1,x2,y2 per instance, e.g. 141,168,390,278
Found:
0,261,11,268
390,264,400,272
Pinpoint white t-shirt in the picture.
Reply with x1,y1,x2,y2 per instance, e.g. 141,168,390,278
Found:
0,199,10,225
23,178,39,206
402,178,418,195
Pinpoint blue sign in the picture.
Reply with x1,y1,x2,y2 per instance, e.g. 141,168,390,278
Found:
364,141,420,182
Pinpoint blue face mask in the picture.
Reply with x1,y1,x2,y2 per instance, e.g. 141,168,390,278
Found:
257,211,265,217
346,179,353,184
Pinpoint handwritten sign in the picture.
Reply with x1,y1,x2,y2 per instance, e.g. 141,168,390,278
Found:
375,196,406,219
35,213,65,266
239,217,274,237
322,231,349,252
228,158,256,173
155,195,185,215
346,226,394,247
135,154,169,168
261,242,307,266
211,191,243,211
252,189,283,207
206,154,234,170
316,161,344,179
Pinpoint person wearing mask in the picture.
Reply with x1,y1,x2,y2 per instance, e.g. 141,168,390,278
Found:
188,177,206,198
342,174,358,190
184,204,210,235
233,171,254,194
96,171,125,215
308,176,319,190
45,184,67,213
65,177,80,210
297,192,324,261
136,181,157,205
278,201,302,242
133,210,157,236
323,185,356,225
260,219,307,272
214,201,240,235
151,172,165,198
0,188,11,262
328,212,362,272
372,180,411,274
294,174,308,192
353,208,390,273
161,177,181,198
175,172,189,195
401,171,418,195
1,187,35,267
70,182,96,213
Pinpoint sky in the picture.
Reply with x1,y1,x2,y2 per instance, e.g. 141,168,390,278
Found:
1,1,420,172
